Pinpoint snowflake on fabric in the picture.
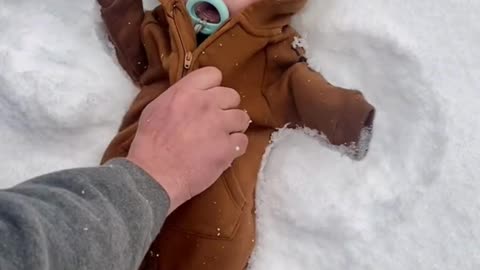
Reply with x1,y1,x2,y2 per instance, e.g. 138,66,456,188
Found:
291,36,308,50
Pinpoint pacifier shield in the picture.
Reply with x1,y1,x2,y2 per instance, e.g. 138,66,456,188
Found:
187,0,230,35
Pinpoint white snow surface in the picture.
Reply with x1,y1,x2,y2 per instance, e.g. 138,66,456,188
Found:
1,0,479,269
0,0,136,184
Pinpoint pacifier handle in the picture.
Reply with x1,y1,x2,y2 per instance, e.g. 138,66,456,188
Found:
186,0,230,35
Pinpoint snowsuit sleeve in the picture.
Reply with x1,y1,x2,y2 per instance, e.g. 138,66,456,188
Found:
0,159,170,270
264,33,375,156
98,0,147,82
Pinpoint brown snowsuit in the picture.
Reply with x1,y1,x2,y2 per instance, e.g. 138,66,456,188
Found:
98,0,376,269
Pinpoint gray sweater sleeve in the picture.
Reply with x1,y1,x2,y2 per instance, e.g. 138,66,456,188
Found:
0,158,170,270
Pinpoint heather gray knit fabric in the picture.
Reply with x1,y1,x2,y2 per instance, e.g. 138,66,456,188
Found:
0,159,170,270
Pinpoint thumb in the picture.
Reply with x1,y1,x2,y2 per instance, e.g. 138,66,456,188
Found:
175,66,223,91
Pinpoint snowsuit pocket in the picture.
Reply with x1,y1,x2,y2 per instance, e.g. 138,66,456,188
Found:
164,171,246,240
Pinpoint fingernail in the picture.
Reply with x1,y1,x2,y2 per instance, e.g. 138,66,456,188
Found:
235,146,241,151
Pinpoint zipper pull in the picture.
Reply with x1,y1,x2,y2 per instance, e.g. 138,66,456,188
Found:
184,51,193,70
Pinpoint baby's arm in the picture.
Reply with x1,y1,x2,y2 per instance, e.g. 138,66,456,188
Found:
264,34,375,158
98,0,147,82
280,63,374,144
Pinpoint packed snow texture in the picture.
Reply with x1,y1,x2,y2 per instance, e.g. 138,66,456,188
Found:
0,0,479,269
249,1,480,269
0,0,136,184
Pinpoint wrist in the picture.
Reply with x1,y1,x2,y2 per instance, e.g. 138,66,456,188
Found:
125,156,189,213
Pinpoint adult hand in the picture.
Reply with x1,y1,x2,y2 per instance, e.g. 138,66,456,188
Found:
127,67,250,213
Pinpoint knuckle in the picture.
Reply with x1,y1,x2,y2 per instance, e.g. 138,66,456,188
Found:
205,110,224,131
232,89,241,99
239,134,249,146
205,66,222,82
241,110,250,123
198,94,213,112
235,111,246,124
234,110,249,125
214,140,232,166
232,135,248,155
174,88,196,108
212,112,224,130
232,133,247,145
228,88,241,102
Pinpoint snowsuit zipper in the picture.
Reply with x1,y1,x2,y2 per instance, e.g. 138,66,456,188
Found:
172,2,190,78
172,2,234,78
184,51,193,70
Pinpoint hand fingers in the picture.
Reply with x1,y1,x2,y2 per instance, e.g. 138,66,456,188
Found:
176,66,222,91
208,87,241,109
221,109,251,133
229,133,249,158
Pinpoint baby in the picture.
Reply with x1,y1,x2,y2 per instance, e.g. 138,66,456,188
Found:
98,0,376,269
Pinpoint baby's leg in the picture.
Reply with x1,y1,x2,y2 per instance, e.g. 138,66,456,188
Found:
98,0,147,82
139,128,273,270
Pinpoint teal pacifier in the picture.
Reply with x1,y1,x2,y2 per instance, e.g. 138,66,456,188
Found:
186,0,230,35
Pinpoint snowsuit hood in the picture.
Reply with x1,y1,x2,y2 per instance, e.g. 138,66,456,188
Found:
159,0,307,30
241,0,308,29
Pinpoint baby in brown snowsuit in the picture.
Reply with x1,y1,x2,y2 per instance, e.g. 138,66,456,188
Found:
97,0,376,269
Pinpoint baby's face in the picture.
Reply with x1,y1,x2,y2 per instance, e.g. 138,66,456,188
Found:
187,0,261,23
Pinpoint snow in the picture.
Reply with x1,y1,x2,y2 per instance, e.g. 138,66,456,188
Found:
291,36,308,50
0,0,135,186
0,0,479,269
249,1,480,269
